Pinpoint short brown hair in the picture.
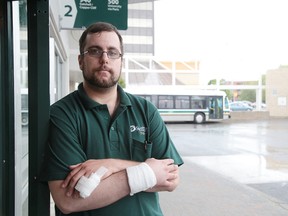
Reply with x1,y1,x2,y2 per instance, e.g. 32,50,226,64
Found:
79,22,124,55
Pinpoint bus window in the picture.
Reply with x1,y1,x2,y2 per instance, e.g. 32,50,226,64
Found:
158,95,173,109
175,96,189,109
151,95,158,106
191,96,206,109
137,95,158,108
139,95,151,102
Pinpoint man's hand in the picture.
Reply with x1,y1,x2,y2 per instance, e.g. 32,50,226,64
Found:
144,158,180,192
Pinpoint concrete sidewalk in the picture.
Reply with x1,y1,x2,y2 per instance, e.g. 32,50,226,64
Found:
160,159,288,216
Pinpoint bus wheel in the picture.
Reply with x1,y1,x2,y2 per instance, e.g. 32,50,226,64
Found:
194,113,205,124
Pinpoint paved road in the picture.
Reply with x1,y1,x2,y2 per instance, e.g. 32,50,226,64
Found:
160,118,288,216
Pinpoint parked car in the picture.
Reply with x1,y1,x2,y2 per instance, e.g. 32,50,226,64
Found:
229,102,254,111
251,102,267,110
238,100,253,107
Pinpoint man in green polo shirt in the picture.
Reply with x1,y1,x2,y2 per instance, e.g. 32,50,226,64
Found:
42,22,183,216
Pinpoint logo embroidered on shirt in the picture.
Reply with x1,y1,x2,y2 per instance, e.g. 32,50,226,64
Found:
130,125,146,136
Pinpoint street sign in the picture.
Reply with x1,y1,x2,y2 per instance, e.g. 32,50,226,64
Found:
59,0,128,30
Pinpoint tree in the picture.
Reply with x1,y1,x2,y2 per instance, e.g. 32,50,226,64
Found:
261,75,266,103
208,79,226,85
225,90,233,101
238,89,256,102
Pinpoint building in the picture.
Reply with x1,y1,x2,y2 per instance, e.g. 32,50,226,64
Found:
266,66,288,117
120,0,155,56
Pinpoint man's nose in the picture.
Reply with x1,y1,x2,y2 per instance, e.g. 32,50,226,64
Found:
100,52,109,63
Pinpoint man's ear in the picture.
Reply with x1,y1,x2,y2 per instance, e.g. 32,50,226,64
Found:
78,55,83,70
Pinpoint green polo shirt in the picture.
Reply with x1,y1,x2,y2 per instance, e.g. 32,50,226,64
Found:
42,83,183,216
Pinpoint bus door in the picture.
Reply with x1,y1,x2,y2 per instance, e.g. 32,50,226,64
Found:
208,96,223,119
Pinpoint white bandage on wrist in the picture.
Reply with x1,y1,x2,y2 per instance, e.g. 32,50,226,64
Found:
126,162,157,196
75,166,108,198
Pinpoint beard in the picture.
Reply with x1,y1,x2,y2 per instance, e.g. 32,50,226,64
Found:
83,68,121,88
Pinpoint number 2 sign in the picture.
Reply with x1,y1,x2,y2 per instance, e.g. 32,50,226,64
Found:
59,0,127,30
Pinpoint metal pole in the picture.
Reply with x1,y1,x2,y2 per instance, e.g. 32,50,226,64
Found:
27,0,50,215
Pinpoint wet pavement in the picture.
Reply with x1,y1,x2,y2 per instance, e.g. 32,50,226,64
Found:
160,118,288,216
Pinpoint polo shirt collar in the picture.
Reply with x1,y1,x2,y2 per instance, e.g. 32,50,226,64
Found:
77,83,132,110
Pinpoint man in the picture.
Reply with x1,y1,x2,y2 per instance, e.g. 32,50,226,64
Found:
42,22,183,215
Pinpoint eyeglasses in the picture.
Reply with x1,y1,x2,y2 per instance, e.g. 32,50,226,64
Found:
81,48,122,59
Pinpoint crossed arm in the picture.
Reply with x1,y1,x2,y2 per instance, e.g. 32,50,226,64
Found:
49,158,180,214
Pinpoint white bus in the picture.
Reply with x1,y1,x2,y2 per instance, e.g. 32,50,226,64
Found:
127,88,231,124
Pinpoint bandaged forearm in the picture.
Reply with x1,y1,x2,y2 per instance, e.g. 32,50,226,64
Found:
75,166,108,198
126,163,157,196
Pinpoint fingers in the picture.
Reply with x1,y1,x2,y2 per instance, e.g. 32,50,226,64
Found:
62,164,83,188
144,158,179,188
63,171,82,197
69,163,81,169
62,163,95,197
168,164,178,173
62,160,113,197
167,169,178,181
146,173,179,193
